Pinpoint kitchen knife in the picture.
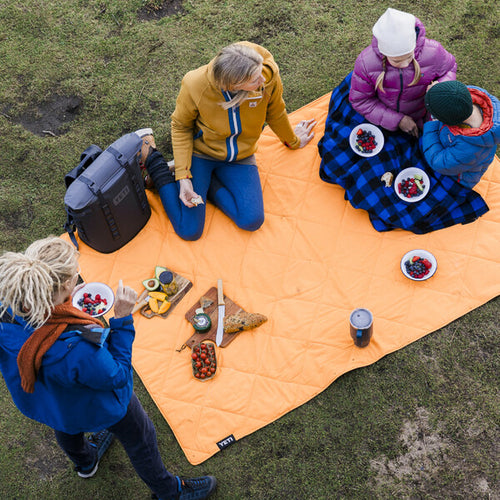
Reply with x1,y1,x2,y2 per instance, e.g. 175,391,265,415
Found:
216,279,225,346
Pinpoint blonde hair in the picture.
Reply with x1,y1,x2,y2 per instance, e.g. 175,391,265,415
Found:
0,237,78,329
213,43,264,109
375,56,421,92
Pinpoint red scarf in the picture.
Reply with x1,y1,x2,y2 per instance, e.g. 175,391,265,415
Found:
17,299,103,393
448,88,493,137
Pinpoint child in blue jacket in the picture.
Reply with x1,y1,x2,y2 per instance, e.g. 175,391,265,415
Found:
422,80,500,188
0,236,215,500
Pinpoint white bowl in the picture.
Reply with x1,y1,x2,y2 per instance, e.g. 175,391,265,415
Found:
400,250,437,281
349,123,384,157
72,282,115,317
394,167,430,203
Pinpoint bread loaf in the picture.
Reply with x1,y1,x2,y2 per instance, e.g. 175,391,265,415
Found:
223,311,267,334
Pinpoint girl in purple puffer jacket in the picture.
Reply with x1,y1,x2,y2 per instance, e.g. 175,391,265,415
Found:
349,8,456,137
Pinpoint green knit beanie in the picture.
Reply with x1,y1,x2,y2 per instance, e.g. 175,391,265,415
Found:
424,81,473,126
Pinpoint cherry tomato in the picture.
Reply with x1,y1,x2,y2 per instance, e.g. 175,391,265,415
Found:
195,372,200,378
200,352,207,360
201,367,207,374
195,361,201,368
191,353,198,360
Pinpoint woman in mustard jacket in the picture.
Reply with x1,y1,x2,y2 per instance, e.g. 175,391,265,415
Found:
145,42,316,240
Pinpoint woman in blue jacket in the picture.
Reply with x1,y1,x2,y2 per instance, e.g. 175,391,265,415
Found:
422,80,500,188
0,237,215,500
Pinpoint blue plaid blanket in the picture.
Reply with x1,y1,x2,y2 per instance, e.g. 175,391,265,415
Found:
317,73,489,233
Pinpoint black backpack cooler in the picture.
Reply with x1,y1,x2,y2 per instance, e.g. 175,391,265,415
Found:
64,133,151,253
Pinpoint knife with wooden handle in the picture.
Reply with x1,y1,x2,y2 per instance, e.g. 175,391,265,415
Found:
132,289,149,314
216,279,225,346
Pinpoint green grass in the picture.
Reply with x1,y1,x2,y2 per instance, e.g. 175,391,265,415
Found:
0,0,499,498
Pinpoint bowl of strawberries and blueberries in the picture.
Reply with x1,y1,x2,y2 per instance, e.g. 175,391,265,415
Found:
349,123,384,157
400,250,437,281
72,282,114,317
394,167,430,202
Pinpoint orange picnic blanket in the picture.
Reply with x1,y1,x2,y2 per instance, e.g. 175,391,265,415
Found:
68,93,500,465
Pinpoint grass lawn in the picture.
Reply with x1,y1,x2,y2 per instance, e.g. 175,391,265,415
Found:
0,0,499,498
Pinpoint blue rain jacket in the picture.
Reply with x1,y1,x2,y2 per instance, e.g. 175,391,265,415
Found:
0,310,134,433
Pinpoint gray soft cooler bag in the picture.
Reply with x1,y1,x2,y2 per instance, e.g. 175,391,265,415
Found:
64,133,151,253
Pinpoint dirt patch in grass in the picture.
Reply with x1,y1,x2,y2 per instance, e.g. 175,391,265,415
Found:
369,407,498,499
12,95,82,137
137,0,185,21
370,407,450,483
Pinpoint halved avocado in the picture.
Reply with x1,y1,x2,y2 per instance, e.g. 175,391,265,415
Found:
143,278,160,291
155,266,171,281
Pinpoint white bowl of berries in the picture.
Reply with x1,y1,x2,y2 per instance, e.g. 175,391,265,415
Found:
400,250,437,281
395,167,430,202
349,123,384,157
72,282,115,317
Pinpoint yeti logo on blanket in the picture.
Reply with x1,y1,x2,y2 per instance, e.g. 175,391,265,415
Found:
217,434,236,450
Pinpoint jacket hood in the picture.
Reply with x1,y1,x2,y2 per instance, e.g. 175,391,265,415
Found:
472,87,500,144
206,41,279,92
371,17,426,60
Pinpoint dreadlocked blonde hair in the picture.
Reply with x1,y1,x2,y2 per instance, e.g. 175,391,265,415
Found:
375,56,421,92
213,43,264,110
0,237,78,329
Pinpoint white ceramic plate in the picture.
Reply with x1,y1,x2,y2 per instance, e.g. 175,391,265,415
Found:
400,249,437,281
394,167,430,203
72,282,115,317
349,123,384,157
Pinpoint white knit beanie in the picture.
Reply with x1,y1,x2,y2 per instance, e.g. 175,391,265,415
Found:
372,8,417,57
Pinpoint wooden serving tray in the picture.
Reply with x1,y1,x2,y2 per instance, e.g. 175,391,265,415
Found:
134,268,192,319
183,286,245,348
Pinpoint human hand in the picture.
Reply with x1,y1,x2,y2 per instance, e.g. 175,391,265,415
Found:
178,178,203,208
398,115,419,137
113,279,138,318
294,119,317,148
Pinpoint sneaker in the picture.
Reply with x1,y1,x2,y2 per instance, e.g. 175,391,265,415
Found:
176,475,217,500
134,127,157,166
76,430,114,478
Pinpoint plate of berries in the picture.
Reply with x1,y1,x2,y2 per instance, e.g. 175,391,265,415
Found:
349,123,384,157
395,167,430,202
72,282,114,317
400,250,437,281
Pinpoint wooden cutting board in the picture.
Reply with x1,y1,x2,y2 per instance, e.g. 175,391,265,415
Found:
133,268,192,319
183,286,245,348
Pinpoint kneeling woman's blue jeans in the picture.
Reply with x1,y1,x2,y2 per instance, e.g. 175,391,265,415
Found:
158,155,265,241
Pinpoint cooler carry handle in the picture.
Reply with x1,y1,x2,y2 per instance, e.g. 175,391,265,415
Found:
64,144,103,188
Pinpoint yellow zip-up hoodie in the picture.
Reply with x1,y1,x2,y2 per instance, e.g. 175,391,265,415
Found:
171,42,300,180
